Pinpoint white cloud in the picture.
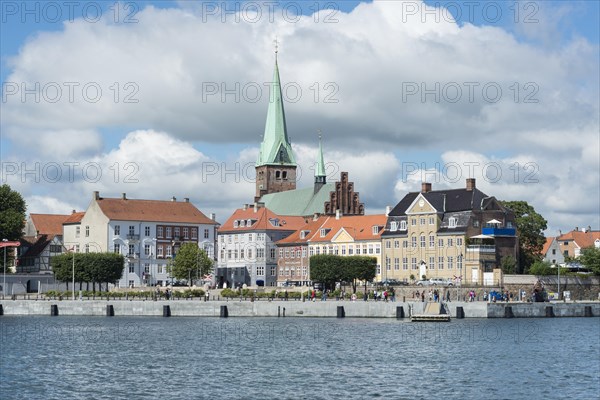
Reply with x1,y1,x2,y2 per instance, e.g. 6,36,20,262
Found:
1,1,598,233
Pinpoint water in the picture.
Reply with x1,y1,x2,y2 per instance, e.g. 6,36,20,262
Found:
1,316,599,399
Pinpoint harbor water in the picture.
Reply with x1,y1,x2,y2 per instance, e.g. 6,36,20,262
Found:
1,316,598,399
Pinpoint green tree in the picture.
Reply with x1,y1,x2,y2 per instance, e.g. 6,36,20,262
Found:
529,260,554,276
579,247,600,275
310,255,376,292
170,243,213,286
500,255,517,274
0,184,26,271
346,256,377,293
500,200,547,273
309,254,341,290
51,253,124,291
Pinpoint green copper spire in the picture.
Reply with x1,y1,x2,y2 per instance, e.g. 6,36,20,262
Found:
256,58,296,166
315,132,326,178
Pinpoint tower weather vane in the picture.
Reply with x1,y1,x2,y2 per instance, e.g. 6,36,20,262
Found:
274,36,279,58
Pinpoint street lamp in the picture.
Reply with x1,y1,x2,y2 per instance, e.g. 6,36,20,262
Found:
2,239,8,300
71,247,75,301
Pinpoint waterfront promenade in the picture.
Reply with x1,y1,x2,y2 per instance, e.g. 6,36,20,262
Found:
1,298,598,318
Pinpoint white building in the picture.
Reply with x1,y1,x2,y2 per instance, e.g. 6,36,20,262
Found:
63,191,218,288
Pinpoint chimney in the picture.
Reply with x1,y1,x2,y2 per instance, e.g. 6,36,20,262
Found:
121,193,127,200
254,202,258,213
385,206,391,216
210,213,216,221
184,198,189,203
466,178,476,191
421,182,432,193
313,213,319,221
588,225,592,232
72,209,76,214
335,209,340,220
93,191,100,200
575,226,578,232
243,204,248,210
171,197,176,202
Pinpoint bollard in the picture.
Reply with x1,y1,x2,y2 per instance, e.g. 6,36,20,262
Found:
545,306,555,317
163,305,171,317
0,304,3,316
283,307,286,317
456,306,465,319
50,304,59,316
220,305,228,318
504,306,514,318
106,304,114,317
396,306,405,319
337,306,345,318
278,306,281,317
584,306,593,317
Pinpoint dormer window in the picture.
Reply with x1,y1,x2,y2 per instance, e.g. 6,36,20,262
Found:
300,230,308,239
390,221,398,231
449,217,457,228
233,220,239,228
246,219,253,226
240,220,246,227
269,218,280,227
400,221,407,231
320,228,327,237
372,226,379,235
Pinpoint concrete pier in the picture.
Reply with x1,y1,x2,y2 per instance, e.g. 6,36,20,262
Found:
0,300,597,318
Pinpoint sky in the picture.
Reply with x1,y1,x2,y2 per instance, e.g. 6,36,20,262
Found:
1,0,599,236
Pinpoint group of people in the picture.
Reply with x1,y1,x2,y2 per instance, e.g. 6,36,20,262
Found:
412,289,451,302
372,288,395,302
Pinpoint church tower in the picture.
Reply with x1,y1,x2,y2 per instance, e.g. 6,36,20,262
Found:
314,133,326,193
255,53,297,202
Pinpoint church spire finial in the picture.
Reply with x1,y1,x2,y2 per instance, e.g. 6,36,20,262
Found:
274,36,279,60
314,130,327,189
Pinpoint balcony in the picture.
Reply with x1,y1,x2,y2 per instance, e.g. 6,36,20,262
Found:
126,234,140,241
466,245,496,253
482,227,516,237
127,252,140,259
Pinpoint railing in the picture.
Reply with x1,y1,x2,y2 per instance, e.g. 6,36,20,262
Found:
482,227,516,236
126,234,140,240
466,245,496,253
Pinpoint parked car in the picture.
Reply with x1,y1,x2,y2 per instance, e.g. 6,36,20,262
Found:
416,278,453,286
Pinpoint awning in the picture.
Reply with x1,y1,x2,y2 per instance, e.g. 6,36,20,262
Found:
487,219,502,224
470,234,494,239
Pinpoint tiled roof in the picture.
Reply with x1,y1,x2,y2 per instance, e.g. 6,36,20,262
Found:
219,206,307,233
63,212,85,224
308,214,387,243
96,198,216,224
389,188,492,216
29,214,70,235
20,234,55,258
541,237,555,255
277,216,330,245
260,184,336,216
557,230,600,248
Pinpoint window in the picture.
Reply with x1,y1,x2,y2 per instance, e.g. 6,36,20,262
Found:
257,233,265,241
76,226,80,238
257,266,265,276
448,238,454,247
279,248,284,258
270,266,276,276
309,247,314,256
240,220,246,227
457,255,463,271
204,229,210,239
157,226,163,238
157,246,163,257
429,256,435,270
420,235,426,248
394,258,400,270
449,217,457,228
315,246,320,255
552,249,556,255
191,228,198,239
368,244,374,254
282,171,288,180
129,226,135,235
386,258,391,270
390,221,398,231
285,249,290,258
411,236,417,248
144,244,150,256
341,245,346,255
227,250,232,259
429,235,435,248
376,264,381,275
411,218,416,226
227,235,232,243
400,221,407,230
114,225,120,236
375,244,381,254
275,171,281,179
174,227,180,238
85,244,89,253
233,220,238,228
270,248,276,259
429,217,435,225
320,228,327,237
233,250,238,260
166,246,172,257
438,238,444,247
448,256,454,269
85,226,89,237
385,241,391,249
113,244,120,253
507,222,513,228
183,227,189,239
158,265,165,274
166,227,172,238
129,266,134,273
302,247,307,258
411,258,417,270
145,226,151,237
75,244,80,252
420,217,426,225
334,246,339,255
144,264,150,274
394,240,400,248
438,256,444,269
348,245,354,255
473,219,479,228
402,257,408,270
372,226,379,235
240,249,245,260
247,219,252,227
457,237,463,246
128,244,134,256
403,240,408,249
257,248,265,259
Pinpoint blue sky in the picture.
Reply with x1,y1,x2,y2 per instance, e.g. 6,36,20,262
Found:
1,1,599,233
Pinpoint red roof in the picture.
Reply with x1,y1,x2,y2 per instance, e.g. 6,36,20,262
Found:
219,206,306,233
63,212,85,224
29,214,70,235
308,214,387,242
541,237,554,255
557,230,600,248
277,216,330,245
96,197,216,224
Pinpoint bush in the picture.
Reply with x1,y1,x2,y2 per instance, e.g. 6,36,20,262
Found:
221,288,237,298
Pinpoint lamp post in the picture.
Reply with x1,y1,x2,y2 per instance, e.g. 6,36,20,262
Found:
557,263,560,301
2,239,8,300
72,249,75,301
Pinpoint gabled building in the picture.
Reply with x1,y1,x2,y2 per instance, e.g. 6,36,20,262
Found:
557,227,600,259
63,191,218,288
382,179,518,285
216,204,306,288
18,213,72,273
541,237,564,266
